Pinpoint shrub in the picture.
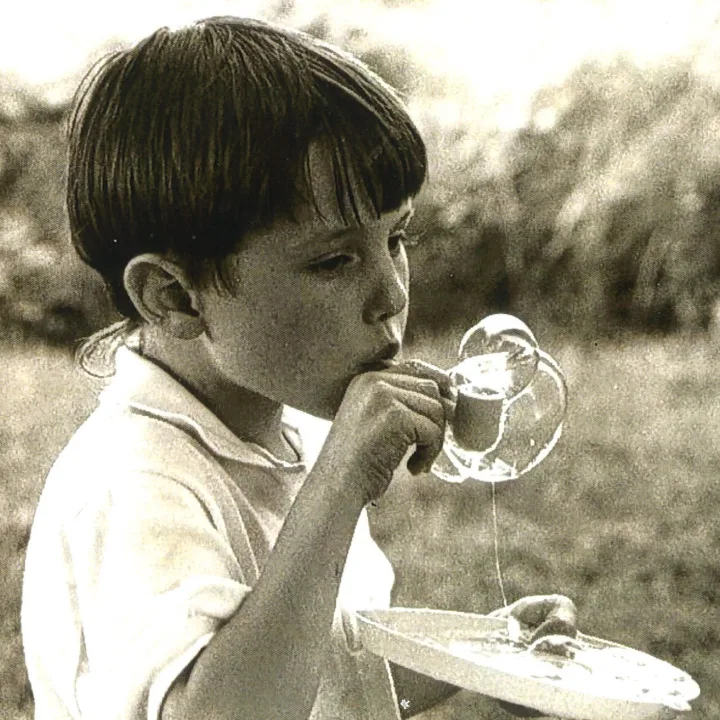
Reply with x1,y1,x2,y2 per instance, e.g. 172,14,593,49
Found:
4,41,720,343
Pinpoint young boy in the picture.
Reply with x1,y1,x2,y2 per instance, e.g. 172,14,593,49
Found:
21,16,576,720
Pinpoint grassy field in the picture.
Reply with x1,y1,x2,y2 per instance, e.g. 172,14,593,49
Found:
1,336,718,719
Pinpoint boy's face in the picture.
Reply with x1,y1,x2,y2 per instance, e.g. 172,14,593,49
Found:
199,146,414,419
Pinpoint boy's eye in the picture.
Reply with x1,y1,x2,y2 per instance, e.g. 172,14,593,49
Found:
311,254,354,273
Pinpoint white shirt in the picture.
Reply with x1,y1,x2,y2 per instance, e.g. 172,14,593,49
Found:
22,347,401,720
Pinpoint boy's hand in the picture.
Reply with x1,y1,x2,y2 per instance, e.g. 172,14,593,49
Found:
490,595,577,718
327,359,455,505
491,594,578,642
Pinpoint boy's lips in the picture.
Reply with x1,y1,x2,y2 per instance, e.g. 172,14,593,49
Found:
358,342,402,372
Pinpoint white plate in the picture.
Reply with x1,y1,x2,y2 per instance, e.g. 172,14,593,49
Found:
354,608,700,720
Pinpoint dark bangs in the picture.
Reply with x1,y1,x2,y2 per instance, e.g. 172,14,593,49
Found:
299,37,427,223
67,17,427,318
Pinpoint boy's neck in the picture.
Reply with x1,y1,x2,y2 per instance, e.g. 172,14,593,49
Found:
139,331,297,463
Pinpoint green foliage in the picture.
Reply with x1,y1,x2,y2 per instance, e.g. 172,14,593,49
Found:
4,41,720,343
407,57,720,337
372,334,720,719
0,119,111,344
0,343,101,719
2,338,717,719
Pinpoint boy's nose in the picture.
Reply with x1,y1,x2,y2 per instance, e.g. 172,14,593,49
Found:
363,264,408,325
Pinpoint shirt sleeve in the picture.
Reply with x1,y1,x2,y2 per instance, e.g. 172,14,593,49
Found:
334,509,396,653
65,471,251,720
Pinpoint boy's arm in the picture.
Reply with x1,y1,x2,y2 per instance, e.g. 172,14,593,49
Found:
387,595,579,719
390,667,543,719
164,457,367,720
389,666,539,718
390,663,460,718
164,365,451,720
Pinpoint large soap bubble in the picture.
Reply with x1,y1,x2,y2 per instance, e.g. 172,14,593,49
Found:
432,314,567,483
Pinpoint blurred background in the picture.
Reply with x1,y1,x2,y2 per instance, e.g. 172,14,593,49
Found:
2,0,720,718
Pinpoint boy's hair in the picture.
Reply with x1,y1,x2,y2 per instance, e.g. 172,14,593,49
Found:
67,16,427,322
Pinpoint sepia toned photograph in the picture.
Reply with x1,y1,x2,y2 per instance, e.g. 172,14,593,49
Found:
1,1,717,718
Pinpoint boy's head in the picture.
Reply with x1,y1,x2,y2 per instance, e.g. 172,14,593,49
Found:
67,16,427,319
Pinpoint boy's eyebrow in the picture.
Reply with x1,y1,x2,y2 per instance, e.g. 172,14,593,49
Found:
320,226,358,243
322,208,414,241
292,206,416,250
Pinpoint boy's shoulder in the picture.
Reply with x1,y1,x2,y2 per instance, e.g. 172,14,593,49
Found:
41,403,230,522
58,401,213,471
42,396,313,528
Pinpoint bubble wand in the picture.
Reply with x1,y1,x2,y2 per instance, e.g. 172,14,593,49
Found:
429,314,568,605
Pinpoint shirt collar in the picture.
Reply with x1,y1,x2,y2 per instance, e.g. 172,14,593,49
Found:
99,346,305,469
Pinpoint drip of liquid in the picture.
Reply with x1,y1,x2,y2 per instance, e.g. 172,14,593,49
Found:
491,481,508,607
427,315,568,612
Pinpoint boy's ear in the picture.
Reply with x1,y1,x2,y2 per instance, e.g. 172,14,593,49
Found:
123,254,205,339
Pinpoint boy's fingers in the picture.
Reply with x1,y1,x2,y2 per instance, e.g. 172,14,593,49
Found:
506,595,578,640
383,359,456,404
511,595,574,624
370,383,445,459
380,360,456,422
531,613,577,642
403,410,445,475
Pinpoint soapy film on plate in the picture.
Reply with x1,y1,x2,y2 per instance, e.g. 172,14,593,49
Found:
420,618,697,711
